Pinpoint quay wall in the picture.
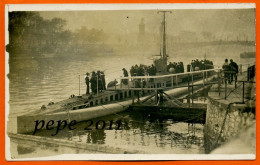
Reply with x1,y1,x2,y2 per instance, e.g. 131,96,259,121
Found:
204,97,255,153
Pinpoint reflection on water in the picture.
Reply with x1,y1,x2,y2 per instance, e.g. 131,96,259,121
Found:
22,110,205,154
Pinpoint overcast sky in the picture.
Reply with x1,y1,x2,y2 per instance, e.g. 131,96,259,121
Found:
39,9,255,39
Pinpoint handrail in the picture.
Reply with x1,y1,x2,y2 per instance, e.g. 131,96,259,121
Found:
117,68,221,80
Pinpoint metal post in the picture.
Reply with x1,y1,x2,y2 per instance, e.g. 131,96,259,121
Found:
218,71,221,96
176,75,178,86
202,71,205,86
155,90,158,104
132,90,134,104
97,76,99,96
242,81,245,103
141,78,143,91
206,71,208,82
171,76,174,88
155,78,157,89
79,75,80,96
191,73,194,105
225,81,227,100
120,77,122,89
188,75,190,108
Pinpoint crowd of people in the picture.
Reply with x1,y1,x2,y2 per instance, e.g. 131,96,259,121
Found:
190,59,214,71
167,62,184,73
130,64,158,77
222,59,239,84
85,71,106,95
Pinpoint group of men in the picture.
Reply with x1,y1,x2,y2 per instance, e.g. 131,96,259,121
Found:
85,71,106,95
222,59,239,84
191,59,214,71
167,62,184,73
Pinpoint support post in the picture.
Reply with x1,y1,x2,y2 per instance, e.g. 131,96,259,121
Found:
188,75,190,108
120,77,122,89
225,80,227,100
97,76,99,96
191,73,194,105
171,76,174,88
132,90,134,104
79,75,80,96
218,70,221,96
176,75,178,86
155,90,158,104
141,78,143,91
206,71,208,82
242,81,245,103
202,71,205,86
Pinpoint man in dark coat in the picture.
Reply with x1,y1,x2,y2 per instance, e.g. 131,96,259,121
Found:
90,72,97,94
97,70,102,92
229,59,238,83
222,59,230,84
85,72,90,95
100,71,106,90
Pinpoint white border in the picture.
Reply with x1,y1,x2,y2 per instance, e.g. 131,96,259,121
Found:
5,3,256,161
8,154,256,161
6,3,256,11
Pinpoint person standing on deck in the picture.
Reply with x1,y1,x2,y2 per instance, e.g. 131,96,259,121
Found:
122,68,129,85
85,72,90,95
90,71,97,94
222,59,230,84
100,71,106,90
97,70,102,92
229,59,238,83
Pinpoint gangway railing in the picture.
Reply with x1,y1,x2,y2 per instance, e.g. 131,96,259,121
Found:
107,68,221,91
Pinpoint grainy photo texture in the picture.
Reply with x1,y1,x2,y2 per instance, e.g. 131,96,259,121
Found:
6,4,256,160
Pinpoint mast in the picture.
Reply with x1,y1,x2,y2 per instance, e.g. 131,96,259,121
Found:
158,11,172,60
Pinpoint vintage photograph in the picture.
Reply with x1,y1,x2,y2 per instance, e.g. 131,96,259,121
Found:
6,4,256,160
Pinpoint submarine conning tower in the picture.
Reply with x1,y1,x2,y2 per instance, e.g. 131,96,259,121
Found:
154,11,172,75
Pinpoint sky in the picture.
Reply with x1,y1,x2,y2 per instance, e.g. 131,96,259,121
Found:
39,9,255,40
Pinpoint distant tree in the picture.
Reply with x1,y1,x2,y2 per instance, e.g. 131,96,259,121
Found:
7,12,71,57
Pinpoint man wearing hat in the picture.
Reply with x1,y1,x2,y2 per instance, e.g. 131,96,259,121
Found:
85,72,90,95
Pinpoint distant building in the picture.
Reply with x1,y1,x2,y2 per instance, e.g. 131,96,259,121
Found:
138,18,145,43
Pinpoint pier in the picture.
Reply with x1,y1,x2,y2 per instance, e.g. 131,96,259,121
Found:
204,64,256,153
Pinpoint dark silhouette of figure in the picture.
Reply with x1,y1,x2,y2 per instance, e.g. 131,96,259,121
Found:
229,59,238,83
85,72,90,94
222,59,230,84
90,72,97,94
97,70,102,92
107,80,118,88
100,71,106,90
122,68,129,85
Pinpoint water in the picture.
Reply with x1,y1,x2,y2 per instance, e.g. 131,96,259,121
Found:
7,44,255,157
